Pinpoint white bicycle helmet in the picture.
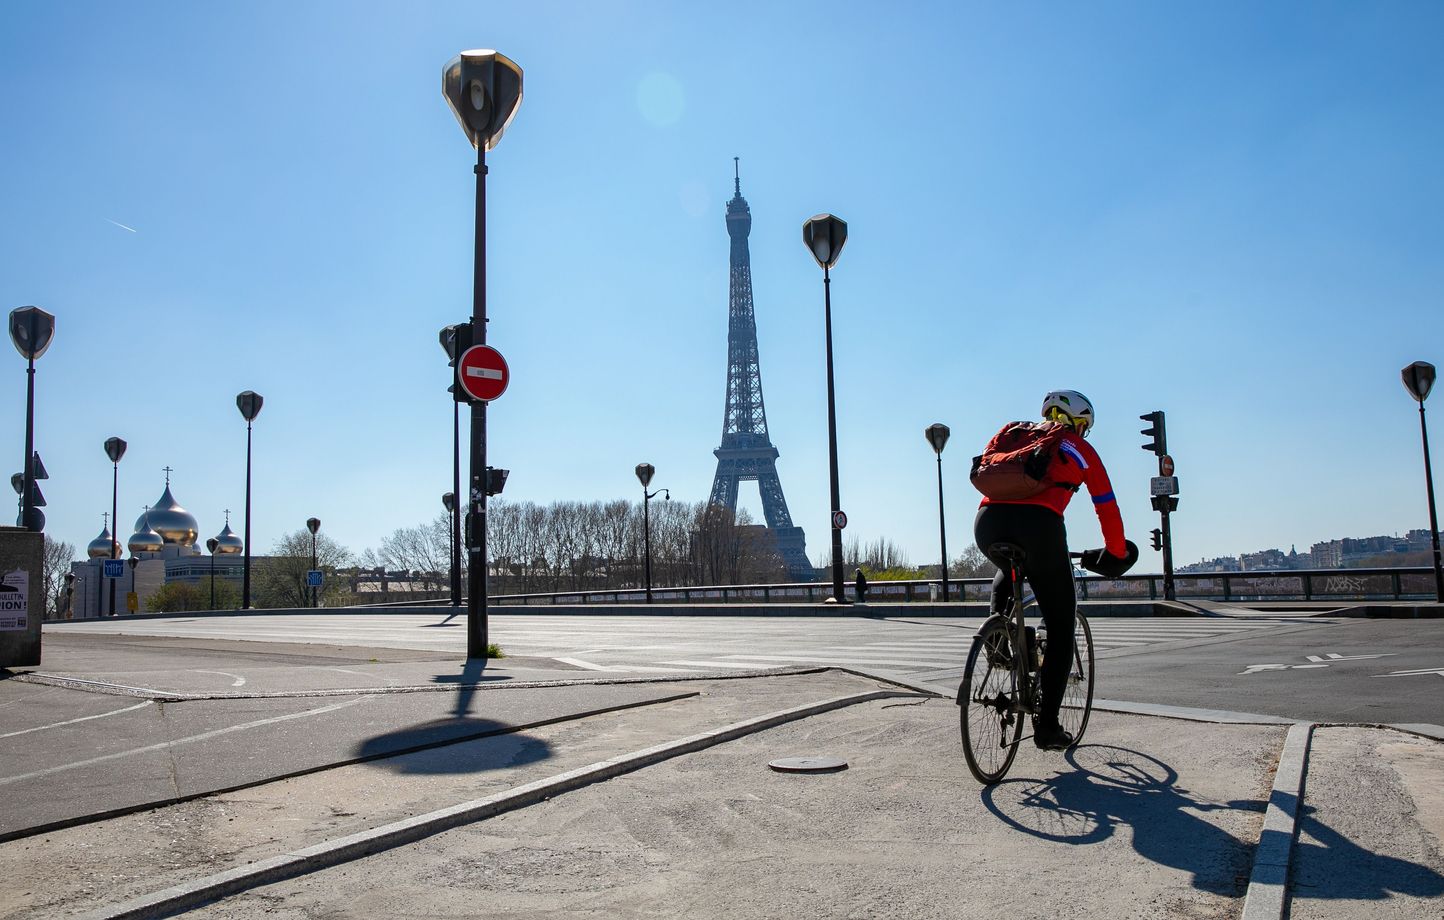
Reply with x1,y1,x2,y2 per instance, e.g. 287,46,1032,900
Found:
1041,389,1095,436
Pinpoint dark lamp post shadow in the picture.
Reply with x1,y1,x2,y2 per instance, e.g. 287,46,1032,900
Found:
10,305,55,534
236,390,263,609
635,463,669,604
442,48,524,660
306,517,321,608
1401,361,1444,602
206,537,219,610
925,422,951,602
802,214,849,604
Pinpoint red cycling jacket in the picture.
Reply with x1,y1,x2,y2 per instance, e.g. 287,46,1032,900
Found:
979,429,1127,557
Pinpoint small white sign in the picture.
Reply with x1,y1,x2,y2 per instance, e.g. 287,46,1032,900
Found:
0,569,29,632
1150,476,1179,496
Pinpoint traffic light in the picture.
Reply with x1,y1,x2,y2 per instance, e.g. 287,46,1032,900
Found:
1140,411,1167,456
448,322,475,403
1150,528,1162,551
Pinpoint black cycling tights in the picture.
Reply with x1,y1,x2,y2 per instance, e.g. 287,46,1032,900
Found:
974,503,1076,727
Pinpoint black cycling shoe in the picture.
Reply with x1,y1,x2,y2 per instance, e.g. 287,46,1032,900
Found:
1033,720,1074,751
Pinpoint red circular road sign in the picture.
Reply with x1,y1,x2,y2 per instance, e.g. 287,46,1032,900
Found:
832,510,848,530
457,345,510,402
1160,455,1175,477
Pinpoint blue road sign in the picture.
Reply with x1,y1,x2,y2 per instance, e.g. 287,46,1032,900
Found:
306,569,323,588
103,560,125,579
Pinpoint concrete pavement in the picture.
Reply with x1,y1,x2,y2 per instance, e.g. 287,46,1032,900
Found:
1,631,1440,919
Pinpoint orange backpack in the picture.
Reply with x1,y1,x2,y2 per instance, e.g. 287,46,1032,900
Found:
969,421,1076,501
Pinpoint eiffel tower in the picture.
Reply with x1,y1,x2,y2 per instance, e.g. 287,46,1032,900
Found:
708,160,812,579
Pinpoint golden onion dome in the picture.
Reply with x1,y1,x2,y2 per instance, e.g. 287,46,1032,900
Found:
128,513,165,555
214,522,244,555
134,485,199,547
87,525,121,560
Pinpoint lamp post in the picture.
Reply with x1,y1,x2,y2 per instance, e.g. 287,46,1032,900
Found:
1402,361,1444,602
104,437,127,616
443,49,523,660
206,537,219,610
634,463,669,603
63,571,75,619
925,423,951,602
9,306,55,533
306,517,321,608
440,324,465,609
442,491,458,604
236,391,263,609
127,556,138,613
802,214,849,603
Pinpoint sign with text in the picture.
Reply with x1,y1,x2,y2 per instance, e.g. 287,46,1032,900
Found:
1150,476,1179,496
0,570,28,631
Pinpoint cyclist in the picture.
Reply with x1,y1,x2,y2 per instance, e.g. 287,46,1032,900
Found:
973,389,1135,750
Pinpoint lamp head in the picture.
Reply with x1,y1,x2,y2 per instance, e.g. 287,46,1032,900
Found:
207,537,219,554
635,462,655,488
9,306,55,360
925,423,950,455
442,491,455,513
104,437,127,464
306,517,321,535
443,50,524,151
802,214,848,269
1403,361,1436,403
236,391,264,422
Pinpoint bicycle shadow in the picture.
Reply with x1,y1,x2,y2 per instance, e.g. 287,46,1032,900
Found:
981,744,1264,895
350,659,551,776
1289,802,1444,904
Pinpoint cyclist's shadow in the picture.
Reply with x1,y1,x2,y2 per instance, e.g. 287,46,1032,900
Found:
981,744,1263,895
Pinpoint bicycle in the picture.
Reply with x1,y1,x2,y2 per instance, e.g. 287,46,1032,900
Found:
958,542,1097,784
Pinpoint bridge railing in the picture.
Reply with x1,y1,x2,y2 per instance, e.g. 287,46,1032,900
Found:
362,566,1438,607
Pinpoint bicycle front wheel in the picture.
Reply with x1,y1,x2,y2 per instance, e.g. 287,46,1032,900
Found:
959,618,1024,784
1057,611,1095,745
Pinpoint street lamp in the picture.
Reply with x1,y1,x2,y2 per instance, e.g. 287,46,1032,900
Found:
9,306,55,532
634,463,670,603
206,537,219,610
442,491,458,604
1402,361,1443,602
802,214,849,603
236,390,263,609
925,423,951,602
306,517,321,608
104,437,127,616
440,327,465,609
443,49,523,660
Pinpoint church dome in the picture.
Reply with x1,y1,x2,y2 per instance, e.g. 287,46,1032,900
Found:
214,522,244,555
128,513,165,555
134,485,198,547
87,525,121,560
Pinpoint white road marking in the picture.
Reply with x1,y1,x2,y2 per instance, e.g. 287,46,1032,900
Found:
1374,667,1444,679
0,696,370,786
191,669,247,687
1303,653,1395,662
0,700,155,739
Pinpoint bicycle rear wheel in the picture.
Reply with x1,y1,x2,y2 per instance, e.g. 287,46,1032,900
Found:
959,618,1023,784
1057,611,1095,745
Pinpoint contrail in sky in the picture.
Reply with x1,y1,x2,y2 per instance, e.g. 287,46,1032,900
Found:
104,218,138,233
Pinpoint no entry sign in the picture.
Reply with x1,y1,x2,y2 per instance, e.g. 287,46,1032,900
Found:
457,345,510,402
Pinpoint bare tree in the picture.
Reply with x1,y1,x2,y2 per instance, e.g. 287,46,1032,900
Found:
255,529,354,609
42,535,76,619
953,543,997,579
374,514,451,592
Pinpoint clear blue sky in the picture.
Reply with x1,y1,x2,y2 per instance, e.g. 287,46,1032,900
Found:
3,1,1443,572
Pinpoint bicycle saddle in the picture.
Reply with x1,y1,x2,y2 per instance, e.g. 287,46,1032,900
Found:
988,542,1027,565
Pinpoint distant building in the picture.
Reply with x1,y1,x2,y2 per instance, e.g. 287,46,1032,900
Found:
1311,540,1343,568
68,478,244,618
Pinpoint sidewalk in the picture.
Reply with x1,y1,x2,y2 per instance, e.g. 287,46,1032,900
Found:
1,642,1440,919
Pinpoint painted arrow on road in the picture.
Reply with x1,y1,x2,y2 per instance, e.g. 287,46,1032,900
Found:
1374,667,1444,679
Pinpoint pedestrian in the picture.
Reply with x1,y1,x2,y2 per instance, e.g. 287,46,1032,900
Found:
854,567,868,604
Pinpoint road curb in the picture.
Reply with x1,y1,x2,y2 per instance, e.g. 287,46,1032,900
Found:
1240,721,1312,920
74,687,921,920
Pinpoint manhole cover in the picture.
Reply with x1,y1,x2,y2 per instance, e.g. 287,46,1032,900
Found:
768,756,848,774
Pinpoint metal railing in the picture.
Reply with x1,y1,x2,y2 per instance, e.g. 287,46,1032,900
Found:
360,566,1438,608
